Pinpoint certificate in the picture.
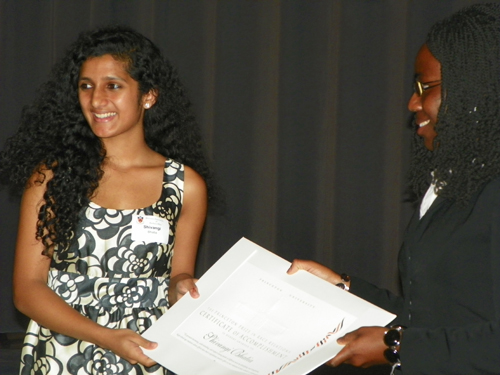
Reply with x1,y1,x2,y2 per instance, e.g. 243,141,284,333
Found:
142,237,395,375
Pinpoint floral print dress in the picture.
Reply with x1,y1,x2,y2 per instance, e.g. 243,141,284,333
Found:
20,159,183,375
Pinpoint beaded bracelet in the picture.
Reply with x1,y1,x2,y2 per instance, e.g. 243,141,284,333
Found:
335,273,350,291
383,325,405,375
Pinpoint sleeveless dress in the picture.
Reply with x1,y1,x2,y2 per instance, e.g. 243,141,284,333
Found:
19,159,183,375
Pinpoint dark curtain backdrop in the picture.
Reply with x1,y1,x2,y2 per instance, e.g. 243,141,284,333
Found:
0,0,493,338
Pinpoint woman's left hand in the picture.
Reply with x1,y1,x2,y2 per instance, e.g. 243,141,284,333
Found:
169,273,199,305
327,326,388,368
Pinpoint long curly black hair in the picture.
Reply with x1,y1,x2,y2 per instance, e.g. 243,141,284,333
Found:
408,3,500,202
0,25,217,256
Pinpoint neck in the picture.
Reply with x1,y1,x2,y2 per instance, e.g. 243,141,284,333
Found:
101,136,156,168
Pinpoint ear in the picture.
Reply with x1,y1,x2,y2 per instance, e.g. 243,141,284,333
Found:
142,89,158,109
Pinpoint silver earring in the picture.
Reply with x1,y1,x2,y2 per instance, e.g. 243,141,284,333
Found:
145,103,150,109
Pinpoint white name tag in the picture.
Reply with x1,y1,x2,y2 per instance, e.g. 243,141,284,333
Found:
131,214,170,244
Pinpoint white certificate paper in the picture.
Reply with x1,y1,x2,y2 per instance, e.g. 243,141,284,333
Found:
142,237,395,375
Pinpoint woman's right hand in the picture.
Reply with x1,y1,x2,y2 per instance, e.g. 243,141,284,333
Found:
99,328,158,367
287,259,343,286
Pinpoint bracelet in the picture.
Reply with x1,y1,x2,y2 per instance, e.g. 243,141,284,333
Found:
383,325,405,375
385,348,401,375
335,273,350,291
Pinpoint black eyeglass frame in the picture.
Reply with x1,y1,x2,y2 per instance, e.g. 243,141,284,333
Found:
414,78,441,96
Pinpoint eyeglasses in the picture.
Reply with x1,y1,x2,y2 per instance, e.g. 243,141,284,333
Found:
413,78,441,96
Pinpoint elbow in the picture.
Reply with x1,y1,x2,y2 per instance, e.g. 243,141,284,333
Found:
13,284,28,314
12,279,40,316
12,265,50,315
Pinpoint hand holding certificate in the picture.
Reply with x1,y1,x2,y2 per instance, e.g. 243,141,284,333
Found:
142,238,395,375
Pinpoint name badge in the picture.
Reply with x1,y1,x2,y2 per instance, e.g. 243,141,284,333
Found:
131,214,170,244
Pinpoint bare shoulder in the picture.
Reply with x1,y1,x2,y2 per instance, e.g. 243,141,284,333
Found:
15,168,53,278
26,167,53,187
183,166,207,193
182,166,207,209
23,168,53,203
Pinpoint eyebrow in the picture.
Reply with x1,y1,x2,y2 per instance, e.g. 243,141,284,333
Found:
78,75,127,82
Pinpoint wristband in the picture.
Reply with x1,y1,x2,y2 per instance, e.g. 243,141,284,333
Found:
335,273,350,291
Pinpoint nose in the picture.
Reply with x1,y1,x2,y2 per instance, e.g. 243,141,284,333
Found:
91,87,108,108
407,92,421,112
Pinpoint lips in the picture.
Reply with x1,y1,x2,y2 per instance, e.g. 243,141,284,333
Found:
416,118,432,138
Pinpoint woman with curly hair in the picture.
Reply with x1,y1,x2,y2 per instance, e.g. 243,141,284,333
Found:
1,25,214,374
289,3,500,374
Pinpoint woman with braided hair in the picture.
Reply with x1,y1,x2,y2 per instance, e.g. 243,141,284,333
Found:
289,3,500,374
0,25,215,374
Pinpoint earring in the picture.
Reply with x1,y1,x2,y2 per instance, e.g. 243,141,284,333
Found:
145,103,150,109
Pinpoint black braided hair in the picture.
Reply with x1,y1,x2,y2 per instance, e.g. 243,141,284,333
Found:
408,3,500,202
0,25,218,256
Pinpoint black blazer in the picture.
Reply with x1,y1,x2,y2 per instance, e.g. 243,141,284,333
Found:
350,177,500,374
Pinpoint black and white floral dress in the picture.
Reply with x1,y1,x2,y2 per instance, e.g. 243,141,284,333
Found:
20,159,183,375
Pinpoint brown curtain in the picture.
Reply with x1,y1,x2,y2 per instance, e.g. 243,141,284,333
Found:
0,0,492,338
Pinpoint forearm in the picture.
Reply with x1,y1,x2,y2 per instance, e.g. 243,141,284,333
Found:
349,276,404,318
